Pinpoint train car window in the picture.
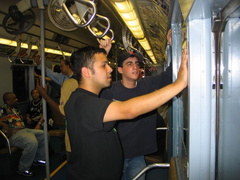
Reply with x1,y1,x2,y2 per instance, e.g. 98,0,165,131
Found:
12,65,29,102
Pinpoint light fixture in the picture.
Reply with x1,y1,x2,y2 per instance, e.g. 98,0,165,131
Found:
114,0,144,39
112,0,157,64
0,38,71,56
146,50,156,64
138,38,151,51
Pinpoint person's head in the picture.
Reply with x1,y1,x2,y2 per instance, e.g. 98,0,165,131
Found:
34,55,41,65
53,64,61,73
70,46,112,88
60,57,73,76
31,89,41,100
3,92,18,108
117,52,144,81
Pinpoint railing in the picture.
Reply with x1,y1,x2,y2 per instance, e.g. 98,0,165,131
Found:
132,163,170,180
0,130,12,155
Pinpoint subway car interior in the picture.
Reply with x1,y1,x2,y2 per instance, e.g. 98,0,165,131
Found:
0,0,240,179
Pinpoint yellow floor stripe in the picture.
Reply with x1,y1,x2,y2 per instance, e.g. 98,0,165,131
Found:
44,160,67,180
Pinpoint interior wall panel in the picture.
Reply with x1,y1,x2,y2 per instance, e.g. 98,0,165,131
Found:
219,17,240,180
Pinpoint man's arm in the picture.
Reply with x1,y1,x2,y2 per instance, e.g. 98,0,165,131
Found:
34,115,44,130
37,78,78,117
36,80,63,117
34,56,65,85
43,68,66,85
103,48,188,122
25,113,32,124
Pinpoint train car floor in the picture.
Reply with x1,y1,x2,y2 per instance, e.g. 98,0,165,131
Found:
0,152,66,180
0,152,168,180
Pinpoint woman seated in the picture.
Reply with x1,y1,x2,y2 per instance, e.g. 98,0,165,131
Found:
26,89,44,129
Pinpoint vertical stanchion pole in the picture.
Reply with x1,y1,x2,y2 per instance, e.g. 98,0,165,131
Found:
40,8,50,180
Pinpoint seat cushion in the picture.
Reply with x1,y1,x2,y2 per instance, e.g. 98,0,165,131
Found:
48,130,65,137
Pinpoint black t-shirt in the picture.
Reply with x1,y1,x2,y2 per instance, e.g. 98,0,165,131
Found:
26,99,43,128
65,88,123,180
100,69,172,158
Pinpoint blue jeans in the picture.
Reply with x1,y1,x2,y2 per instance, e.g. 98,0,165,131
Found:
9,128,45,171
122,156,146,180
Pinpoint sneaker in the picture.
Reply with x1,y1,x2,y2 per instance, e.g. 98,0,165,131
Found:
17,169,34,177
33,160,46,166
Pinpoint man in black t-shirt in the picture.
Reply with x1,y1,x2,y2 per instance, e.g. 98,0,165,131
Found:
100,52,172,180
65,46,188,179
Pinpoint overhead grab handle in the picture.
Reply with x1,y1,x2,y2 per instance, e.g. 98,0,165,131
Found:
97,29,114,42
108,29,114,41
32,38,41,66
26,36,32,61
8,35,21,63
19,35,32,64
59,0,97,28
57,44,66,60
87,14,111,39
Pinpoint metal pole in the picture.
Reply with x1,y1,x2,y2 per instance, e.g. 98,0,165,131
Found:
40,8,50,180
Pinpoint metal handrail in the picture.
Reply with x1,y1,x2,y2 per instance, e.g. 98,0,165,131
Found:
132,163,170,180
156,127,168,131
0,130,12,155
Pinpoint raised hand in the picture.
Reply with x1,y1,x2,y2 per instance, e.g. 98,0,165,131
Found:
99,39,112,55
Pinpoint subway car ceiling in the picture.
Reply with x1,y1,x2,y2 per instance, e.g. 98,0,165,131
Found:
0,0,237,65
0,0,172,66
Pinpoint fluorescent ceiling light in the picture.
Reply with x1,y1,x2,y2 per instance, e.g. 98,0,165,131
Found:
112,0,157,64
0,38,71,56
126,19,140,27
115,1,133,13
121,12,136,21
146,50,157,64
138,38,151,51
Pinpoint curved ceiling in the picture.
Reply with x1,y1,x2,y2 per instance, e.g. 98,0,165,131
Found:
0,0,172,66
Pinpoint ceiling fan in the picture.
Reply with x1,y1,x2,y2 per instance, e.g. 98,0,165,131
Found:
2,5,36,35
2,0,50,35
47,0,78,31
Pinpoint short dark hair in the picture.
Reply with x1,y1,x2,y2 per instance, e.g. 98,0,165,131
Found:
61,57,72,70
3,92,14,104
70,46,107,81
53,64,61,73
31,89,42,99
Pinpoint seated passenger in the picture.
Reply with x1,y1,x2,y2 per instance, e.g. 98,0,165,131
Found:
0,92,46,177
26,89,44,130
26,89,53,130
